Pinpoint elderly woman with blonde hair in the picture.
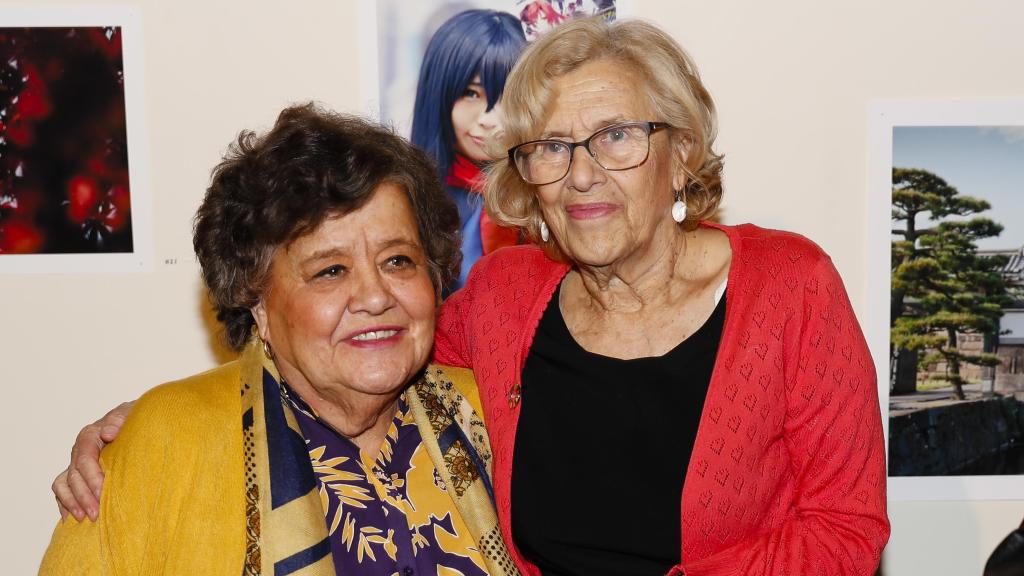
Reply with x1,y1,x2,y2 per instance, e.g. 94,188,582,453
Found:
435,16,890,575
53,17,888,576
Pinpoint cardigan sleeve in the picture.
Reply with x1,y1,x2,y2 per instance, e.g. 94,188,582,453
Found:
39,387,179,575
692,256,889,576
39,377,244,574
38,511,106,575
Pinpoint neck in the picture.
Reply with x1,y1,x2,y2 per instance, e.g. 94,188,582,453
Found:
570,224,699,314
278,366,401,455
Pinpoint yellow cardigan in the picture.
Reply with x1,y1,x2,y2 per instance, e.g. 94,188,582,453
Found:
39,361,483,575
40,362,246,575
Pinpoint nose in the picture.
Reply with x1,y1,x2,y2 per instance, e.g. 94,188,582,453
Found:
478,105,500,131
565,144,603,192
348,264,396,315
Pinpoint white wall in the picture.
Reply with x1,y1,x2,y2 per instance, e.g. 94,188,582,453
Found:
1003,309,1024,342
3,0,1022,573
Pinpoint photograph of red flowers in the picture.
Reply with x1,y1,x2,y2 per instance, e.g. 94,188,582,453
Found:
0,26,131,255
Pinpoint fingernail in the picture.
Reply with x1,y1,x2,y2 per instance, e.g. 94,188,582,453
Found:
72,508,84,521
88,507,98,521
60,509,68,521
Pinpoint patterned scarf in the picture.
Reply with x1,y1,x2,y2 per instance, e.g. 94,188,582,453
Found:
238,340,519,576
407,365,520,576
240,341,334,575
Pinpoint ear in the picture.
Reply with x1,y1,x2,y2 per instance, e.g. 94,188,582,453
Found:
671,135,693,192
251,300,271,343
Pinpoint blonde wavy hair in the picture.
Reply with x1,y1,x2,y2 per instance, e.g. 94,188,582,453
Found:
485,17,724,252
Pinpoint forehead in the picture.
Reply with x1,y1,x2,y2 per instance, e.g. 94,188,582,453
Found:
289,183,420,254
544,58,655,134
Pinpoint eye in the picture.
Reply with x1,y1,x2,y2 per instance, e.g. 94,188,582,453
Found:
533,141,568,159
606,128,628,142
597,127,631,146
545,141,568,153
384,254,415,270
314,264,345,279
461,87,482,99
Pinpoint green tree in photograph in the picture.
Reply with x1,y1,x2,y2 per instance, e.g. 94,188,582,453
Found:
890,167,1010,399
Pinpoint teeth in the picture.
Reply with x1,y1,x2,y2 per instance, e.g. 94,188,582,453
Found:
352,330,398,341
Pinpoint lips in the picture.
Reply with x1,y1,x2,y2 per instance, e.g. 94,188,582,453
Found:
345,326,404,348
565,202,619,220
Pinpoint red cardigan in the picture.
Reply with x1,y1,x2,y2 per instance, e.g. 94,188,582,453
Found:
434,222,890,576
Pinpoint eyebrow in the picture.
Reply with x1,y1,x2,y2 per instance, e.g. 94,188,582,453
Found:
540,115,629,139
378,238,423,252
302,246,345,263
302,237,421,263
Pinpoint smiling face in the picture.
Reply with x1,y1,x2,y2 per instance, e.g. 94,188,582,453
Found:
451,75,501,163
252,182,437,406
534,59,687,269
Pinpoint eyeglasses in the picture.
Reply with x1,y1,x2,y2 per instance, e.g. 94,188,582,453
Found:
508,121,671,185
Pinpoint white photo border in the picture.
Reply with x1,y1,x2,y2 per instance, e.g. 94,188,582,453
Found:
867,100,1024,501
0,6,152,274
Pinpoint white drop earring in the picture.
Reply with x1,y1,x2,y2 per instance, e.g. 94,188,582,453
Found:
671,190,687,223
539,220,550,242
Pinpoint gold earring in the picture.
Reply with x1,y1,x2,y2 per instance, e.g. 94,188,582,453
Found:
252,324,273,359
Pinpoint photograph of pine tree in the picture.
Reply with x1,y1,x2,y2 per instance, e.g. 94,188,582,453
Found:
869,103,1024,499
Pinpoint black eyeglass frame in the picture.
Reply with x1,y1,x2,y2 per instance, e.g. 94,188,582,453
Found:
507,121,672,185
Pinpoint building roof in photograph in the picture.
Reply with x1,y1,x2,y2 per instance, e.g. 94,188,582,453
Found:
978,245,1024,287
1005,246,1024,281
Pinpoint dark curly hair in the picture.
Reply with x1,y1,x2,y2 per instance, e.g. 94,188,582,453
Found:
193,103,461,351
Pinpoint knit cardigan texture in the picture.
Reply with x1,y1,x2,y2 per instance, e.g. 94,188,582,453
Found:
434,222,890,576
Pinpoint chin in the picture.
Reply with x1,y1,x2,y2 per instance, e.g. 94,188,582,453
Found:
356,360,424,395
561,239,623,267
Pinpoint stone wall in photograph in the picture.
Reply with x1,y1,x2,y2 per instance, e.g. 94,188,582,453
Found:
917,332,1024,398
889,396,1024,476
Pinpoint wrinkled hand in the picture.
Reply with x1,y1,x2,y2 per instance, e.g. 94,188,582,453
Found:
51,401,135,521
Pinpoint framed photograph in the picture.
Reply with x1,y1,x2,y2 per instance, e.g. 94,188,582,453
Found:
867,101,1024,500
0,6,151,273
358,0,629,135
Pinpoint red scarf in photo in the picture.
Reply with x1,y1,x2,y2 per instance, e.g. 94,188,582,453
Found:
446,154,520,254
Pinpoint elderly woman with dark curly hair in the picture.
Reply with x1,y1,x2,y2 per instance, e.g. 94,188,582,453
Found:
40,104,517,576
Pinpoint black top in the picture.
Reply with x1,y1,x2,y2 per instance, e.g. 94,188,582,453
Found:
511,284,726,576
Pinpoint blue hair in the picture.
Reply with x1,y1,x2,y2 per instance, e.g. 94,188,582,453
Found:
410,9,527,180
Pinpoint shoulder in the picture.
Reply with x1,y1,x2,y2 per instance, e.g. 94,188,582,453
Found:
67,361,246,573
448,244,565,306
470,244,564,280
107,361,241,463
708,222,830,274
437,244,565,360
132,361,241,429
